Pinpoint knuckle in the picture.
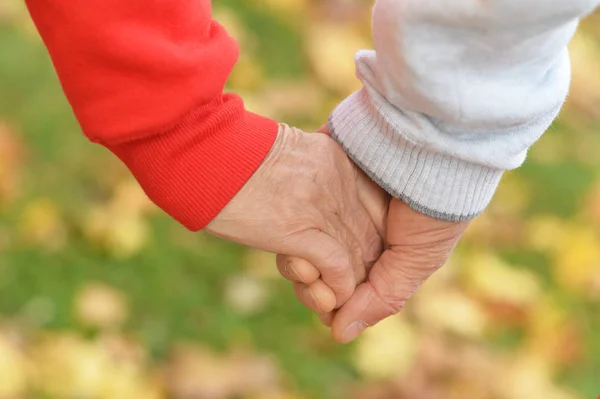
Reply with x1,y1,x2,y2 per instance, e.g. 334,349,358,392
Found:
371,277,407,315
368,253,436,315
389,241,452,271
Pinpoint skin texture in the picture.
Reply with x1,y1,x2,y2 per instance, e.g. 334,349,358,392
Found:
206,124,386,309
277,128,471,344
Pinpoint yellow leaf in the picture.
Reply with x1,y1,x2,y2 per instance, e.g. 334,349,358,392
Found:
464,252,542,308
413,289,488,338
552,224,600,294
525,297,582,368
306,23,368,94
110,179,155,216
30,334,112,398
524,215,564,252
74,282,129,330
166,345,279,399
497,353,583,399
0,333,28,398
224,275,269,315
100,364,164,399
19,198,67,251
567,30,600,118
353,315,418,380
83,204,149,259
106,215,149,259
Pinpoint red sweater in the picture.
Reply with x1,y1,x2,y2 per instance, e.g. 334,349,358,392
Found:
25,0,279,231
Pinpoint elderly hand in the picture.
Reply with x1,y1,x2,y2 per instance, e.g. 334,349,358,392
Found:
330,199,469,342
206,124,387,310
282,198,469,342
277,124,470,343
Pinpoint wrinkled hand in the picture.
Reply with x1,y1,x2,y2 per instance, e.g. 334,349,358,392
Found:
329,199,470,342
279,126,470,342
206,124,386,310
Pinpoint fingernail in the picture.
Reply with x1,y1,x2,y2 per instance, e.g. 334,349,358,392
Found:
308,289,322,311
286,260,307,284
341,320,367,343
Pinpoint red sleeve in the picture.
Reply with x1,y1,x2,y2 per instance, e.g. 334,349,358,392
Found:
25,0,279,231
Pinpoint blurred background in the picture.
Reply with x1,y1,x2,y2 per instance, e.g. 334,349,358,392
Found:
0,0,599,398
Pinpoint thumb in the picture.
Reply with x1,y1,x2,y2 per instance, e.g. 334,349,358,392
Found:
330,248,434,343
331,200,469,344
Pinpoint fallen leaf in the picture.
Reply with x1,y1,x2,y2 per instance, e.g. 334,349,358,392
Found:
18,198,67,251
29,333,113,398
497,353,584,399
353,315,418,381
524,215,565,252
567,31,600,119
413,289,489,338
525,297,584,368
166,345,279,399
74,282,129,330
83,204,149,259
0,332,28,398
224,274,269,315
552,224,600,295
306,22,368,94
463,252,542,309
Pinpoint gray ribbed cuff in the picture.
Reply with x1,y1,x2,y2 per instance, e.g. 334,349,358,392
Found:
330,90,504,222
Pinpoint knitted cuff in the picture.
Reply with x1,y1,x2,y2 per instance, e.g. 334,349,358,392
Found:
330,90,504,222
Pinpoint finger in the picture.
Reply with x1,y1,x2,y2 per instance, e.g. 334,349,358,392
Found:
355,168,389,239
331,199,469,343
276,254,320,284
295,229,357,308
293,280,337,313
317,311,335,327
315,124,330,135
331,248,437,344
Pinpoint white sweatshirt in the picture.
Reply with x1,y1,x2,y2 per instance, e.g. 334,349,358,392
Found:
330,0,599,221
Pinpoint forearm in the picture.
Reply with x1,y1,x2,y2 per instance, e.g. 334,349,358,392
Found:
26,0,278,230
331,0,598,221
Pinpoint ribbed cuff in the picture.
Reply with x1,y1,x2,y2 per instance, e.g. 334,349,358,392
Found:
330,90,503,222
107,97,279,231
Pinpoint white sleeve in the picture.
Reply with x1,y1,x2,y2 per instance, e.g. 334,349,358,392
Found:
330,0,598,221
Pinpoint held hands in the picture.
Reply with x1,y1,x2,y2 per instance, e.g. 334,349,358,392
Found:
207,123,470,343
276,125,471,343
206,124,386,310
281,200,469,343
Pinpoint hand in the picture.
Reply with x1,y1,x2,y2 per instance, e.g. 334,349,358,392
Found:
281,198,469,343
206,124,385,310
330,199,470,342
